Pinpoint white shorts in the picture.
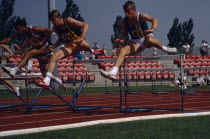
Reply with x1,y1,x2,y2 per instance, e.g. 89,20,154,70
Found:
173,80,180,86
131,33,153,49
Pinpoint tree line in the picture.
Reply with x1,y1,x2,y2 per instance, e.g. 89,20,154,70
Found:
0,0,194,53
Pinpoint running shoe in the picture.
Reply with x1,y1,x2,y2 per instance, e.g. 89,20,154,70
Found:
15,87,20,96
2,66,15,78
36,78,50,89
100,70,116,81
165,47,178,55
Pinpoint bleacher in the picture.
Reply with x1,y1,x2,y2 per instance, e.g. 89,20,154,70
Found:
174,55,210,76
6,55,95,82
98,55,175,81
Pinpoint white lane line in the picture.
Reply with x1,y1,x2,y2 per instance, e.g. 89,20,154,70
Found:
0,112,210,137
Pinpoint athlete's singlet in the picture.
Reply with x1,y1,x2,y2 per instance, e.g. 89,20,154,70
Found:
56,18,81,42
124,12,148,39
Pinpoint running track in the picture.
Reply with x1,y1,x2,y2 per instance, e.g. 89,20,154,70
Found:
1,90,210,133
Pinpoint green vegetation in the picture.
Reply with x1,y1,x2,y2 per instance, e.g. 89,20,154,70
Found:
2,115,210,139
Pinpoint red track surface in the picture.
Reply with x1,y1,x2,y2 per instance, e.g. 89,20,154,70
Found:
1,90,210,132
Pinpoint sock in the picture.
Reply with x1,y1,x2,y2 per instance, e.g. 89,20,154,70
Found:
44,72,52,85
162,46,168,51
55,77,62,85
91,48,95,53
110,67,119,75
26,59,33,70
13,67,19,74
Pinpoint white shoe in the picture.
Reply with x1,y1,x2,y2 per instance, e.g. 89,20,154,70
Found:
15,87,20,96
2,66,16,78
100,70,116,80
165,47,177,55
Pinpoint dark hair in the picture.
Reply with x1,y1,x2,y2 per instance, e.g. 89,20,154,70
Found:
123,1,136,10
49,10,61,20
14,18,27,27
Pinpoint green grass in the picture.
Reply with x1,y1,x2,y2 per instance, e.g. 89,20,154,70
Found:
1,85,210,99
1,115,210,139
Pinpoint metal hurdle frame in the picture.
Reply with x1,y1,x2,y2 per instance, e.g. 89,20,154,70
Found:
69,58,123,112
122,55,186,113
0,76,40,109
0,76,69,111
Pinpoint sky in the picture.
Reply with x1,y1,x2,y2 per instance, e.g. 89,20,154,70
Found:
12,0,210,49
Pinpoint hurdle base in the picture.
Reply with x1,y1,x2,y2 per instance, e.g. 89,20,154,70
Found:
122,108,153,113
0,104,25,108
105,91,141,94
30,105,54,109
152,92,169,94
181,91,197,95
73,106,102,111
105,91,120,94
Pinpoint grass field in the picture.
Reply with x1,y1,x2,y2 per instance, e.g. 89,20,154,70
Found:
0,85,209,99
1,115,210,139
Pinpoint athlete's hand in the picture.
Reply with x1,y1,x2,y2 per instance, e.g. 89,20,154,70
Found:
14,44,21,50
48,45,54,52
37,42,44,47
114,39,124,45
144,28,155,35
73,38,84,43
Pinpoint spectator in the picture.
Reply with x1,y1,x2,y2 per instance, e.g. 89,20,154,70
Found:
200,40,209,56
205,75,210,85
74,51,86,60
178,74,188,89
101,45,107,56
102,44,107,50
182,42,190,56
171,78,180,87
112,48,117,56
93,42,100,50
153,47,158,56
197,74,206,86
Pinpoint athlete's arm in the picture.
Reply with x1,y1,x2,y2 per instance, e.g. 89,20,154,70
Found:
32,26,53,46
0,35,18,44
115,19,128,45
66,17,89,43
18,37,30,50
140,13,158,34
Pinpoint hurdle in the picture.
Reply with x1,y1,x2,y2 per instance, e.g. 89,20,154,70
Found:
0,76,41,109
69,58,123,112
122,55,186,113
0,76,69,111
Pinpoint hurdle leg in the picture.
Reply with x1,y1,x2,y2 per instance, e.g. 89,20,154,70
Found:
70,77,86,111
27,88,43,111
1,83,28,108
49,88,69,105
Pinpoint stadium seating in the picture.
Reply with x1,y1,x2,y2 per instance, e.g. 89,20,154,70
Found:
5,55,95,81
175,56,210,76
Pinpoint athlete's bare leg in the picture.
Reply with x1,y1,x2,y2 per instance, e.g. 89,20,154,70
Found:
17,46,50,69
100,42,141,80
0,44,13,55
114,43,140,68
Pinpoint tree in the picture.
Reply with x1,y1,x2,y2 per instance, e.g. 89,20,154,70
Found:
0,0,27,45
62,0,84,22
0,0,16,40
167,18,195,50
111,15,129,48
181,18,194,46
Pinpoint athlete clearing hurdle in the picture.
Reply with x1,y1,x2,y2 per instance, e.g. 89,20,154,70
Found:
1,19,67,90
100,1,177,80
37,10,94,88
